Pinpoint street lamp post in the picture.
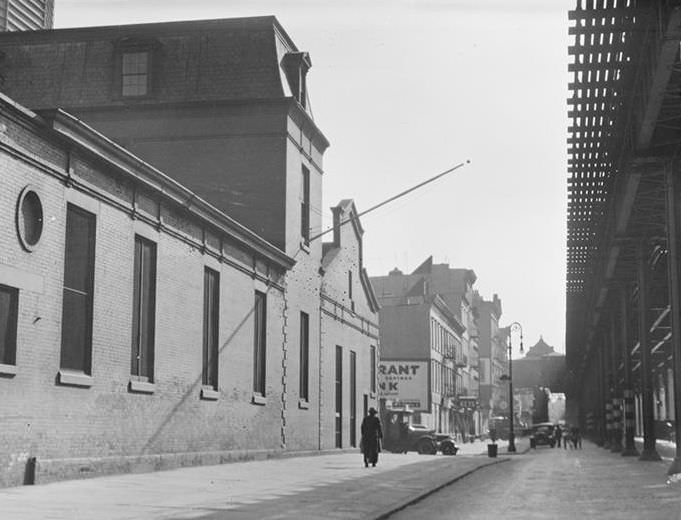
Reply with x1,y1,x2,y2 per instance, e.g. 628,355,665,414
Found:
503,322,524,453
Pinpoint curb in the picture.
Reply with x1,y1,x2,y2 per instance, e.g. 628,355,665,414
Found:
370,457,511,520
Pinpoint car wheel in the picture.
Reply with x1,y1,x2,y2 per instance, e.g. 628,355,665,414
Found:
417,438,437,455
442,443,457,456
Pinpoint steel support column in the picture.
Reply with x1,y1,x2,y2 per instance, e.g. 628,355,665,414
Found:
638,241,661,461
665,165,681,475
610,312,622,452
620,285,639,456
597,341,608,447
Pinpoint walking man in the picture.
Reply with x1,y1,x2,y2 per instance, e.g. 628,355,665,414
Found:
361,407,383,467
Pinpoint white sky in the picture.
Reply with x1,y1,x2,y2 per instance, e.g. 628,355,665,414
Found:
55,0,572,354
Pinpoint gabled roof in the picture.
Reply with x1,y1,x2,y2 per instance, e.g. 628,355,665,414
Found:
322,199,379,313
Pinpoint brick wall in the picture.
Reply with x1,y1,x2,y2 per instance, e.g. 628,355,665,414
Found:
0,103,290,487
319,202,380,450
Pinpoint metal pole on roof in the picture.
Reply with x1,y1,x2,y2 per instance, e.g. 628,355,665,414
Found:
308,159,471,243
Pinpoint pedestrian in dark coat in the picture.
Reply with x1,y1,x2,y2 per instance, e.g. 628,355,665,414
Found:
554,425,563,448
361,407,383,467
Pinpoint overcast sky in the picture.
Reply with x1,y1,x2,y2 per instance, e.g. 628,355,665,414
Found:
56,0,572,355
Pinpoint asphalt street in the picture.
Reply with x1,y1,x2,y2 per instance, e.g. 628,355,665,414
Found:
389,442,681,520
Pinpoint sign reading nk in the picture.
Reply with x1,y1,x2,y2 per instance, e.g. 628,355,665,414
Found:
378,360,429,411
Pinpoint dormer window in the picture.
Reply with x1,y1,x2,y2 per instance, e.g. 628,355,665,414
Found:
122,51,150,97
282,51,311,108
115,38,158,99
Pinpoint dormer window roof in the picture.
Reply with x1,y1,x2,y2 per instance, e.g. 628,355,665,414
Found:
282,51,311,108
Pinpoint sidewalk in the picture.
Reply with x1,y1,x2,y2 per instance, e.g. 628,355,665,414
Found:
0,447,513,520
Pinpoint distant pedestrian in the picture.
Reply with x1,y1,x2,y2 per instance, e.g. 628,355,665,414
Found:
361,407,383,467
554,425,563,448
571,426,582,449
563,427,571,449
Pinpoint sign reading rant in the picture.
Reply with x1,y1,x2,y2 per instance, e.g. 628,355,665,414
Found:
378,361,429,411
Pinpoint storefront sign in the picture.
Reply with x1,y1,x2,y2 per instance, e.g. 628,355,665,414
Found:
378,360,429,411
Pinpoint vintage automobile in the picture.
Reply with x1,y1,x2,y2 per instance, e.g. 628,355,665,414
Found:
381,408,458,455
529,422,556,448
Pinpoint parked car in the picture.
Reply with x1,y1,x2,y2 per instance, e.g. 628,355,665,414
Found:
530,422,555,447
381,409,458,455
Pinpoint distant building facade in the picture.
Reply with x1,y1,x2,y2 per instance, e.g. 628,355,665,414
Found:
473,292,506,428
0,0,53,31
0,17,379,486
513,337,566,425
375,290,464,435
371,258,484,439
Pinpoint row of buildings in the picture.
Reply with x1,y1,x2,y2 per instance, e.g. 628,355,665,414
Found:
566,0,680,474
371,258,509,441
0,14,384,487
0,2,565,486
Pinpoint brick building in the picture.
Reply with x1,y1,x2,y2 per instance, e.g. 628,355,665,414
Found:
473,292,506,428
0,17,380,485
320,200,380,449
374,289,464,436
371,259,484,439
0,95,293,487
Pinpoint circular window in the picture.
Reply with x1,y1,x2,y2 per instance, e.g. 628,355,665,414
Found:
16,186,44,251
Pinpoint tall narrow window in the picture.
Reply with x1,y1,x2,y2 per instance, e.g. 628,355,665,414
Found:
350,350,357,447
301,165,310,244
299,311,309,401
122,51,150,97
335,346,343,448
348,270,355,312
202,268,220,390
253,291,267,395
0,285,19,366
60,205,96,374
370,345,376,394
131,235,157,381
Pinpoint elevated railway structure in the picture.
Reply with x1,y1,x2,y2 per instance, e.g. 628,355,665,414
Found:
567,0,681,474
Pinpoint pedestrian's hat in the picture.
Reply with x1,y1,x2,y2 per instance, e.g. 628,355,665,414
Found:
368,407,377,415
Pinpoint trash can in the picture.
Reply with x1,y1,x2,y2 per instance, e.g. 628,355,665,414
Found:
530,436,536,449
487,443,498,458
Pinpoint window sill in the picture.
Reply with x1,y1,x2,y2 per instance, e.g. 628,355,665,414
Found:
200,387,219,401
298,398,309,409
58,370,93,388
129,379,155,394
370,392,376,399
252,393,267,406
0,363,17,376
